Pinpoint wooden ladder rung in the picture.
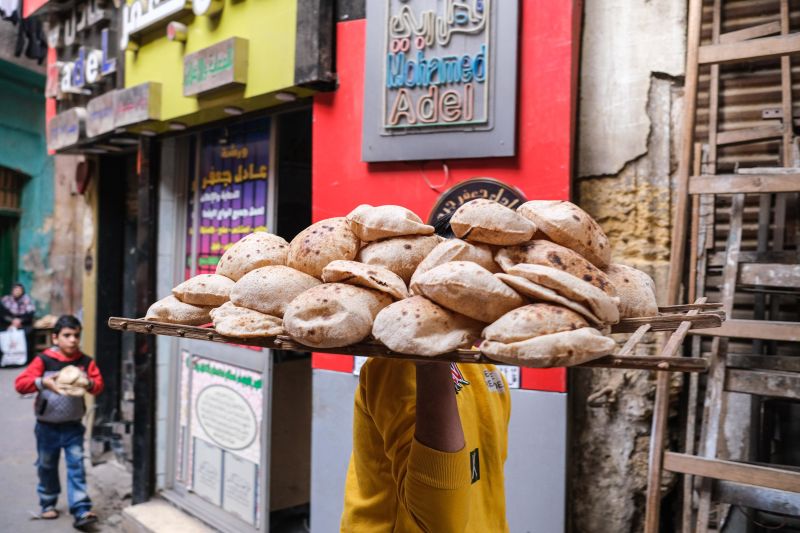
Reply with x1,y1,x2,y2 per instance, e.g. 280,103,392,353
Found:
716,125,783,146
739,263,800,288
727,354,800,373
688,173,800,194
715,480,800,516
725,368,800,400
664,452,800,493
698,32,800,65
719,21,782,44
692,319,800,341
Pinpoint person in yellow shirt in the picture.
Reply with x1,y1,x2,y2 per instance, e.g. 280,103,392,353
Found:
341,214,512,532
341,358,511,532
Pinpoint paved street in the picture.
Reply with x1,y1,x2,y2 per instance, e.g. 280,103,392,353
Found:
0,367,128,532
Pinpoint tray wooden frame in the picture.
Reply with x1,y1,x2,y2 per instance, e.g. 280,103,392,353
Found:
107,301,723,373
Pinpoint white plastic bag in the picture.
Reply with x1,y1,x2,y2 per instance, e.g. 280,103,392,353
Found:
0,328,27,366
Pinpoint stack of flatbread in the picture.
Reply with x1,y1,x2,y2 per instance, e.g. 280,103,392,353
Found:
142,200,659,368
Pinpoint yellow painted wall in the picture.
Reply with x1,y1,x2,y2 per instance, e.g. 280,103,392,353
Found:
124,0,299,122
80,175,98,356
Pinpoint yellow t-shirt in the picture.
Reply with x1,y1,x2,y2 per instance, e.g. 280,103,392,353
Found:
341,358,511,532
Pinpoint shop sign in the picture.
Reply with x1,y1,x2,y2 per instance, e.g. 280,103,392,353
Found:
362,0,519,162
47,0,117,99
121,0,222,50
46,0,106,48
427,177,526,224
86,91,117,137
47,108,86,150
114,82,162,127
183,38,248,97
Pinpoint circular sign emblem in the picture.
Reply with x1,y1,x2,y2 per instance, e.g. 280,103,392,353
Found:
196,385,258,450
427,177,527,224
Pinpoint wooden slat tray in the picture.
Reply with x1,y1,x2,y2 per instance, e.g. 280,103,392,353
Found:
108,303,723,373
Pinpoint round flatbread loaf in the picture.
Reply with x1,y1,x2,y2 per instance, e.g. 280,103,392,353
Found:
495,240,616,297
483,304,589,344
283,283,392,348
480,327,616,367
495,273,603,325
288,218,360,279
410,261,525,323
410,239,499,286
346,204,434,241
450,199,536,245
145,295,212,325
230,265,321,317
506,264,620,324
372,296,483,356
357,234,443,284
322,260,409,300
216,232,289,281
604,263,658,318
172,274,234,306
517,200,611,268
210,302,284,338
56,366,89,393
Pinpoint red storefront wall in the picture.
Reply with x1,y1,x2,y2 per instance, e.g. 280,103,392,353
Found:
311,1,582,393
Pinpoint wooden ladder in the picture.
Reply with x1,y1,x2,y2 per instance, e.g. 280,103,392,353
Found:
646,0,800,531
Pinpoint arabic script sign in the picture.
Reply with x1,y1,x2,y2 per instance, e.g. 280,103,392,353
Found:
362,0,519,162
383,0,490,131
47,108,86,151
114,82,162,128
184,38,248,97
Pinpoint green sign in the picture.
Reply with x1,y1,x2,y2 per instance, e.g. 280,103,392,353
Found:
183,37,249,97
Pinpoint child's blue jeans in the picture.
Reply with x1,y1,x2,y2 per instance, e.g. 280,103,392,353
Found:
34,421,92,517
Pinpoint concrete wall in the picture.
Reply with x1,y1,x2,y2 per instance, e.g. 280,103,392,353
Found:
571,1,687,531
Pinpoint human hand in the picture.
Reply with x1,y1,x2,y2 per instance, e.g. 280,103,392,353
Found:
42,375,63,395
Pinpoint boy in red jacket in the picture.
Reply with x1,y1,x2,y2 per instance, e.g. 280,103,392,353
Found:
15,315,104,529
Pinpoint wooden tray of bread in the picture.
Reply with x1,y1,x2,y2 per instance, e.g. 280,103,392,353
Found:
116,201,726,371
108,301,722,372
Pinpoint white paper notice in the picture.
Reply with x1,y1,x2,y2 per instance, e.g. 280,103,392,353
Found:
222,452,258,525
193,437,223,505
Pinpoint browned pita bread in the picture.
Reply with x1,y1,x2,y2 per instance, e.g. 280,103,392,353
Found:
322,260,409,300
495,273,603,325
483,304,589,344
216,232,289,281
357,234,443,284
210,302,284,338
410,239,499,286
372,296,483,356
172,274,234,306
283,283,392,348
410,261,525,323
145,295,212,325
517,200,611,268
480,328,616,367
506,264,620,324
287,218,360,279
346,204,434,241
495,240,616,297
604,263,658,318
508,263,619,324
230,266,321,317
450,199,536,245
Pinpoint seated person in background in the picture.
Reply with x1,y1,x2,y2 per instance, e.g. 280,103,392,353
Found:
1,283,36,361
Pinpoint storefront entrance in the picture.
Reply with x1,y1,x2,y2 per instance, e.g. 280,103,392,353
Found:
155,109,312,533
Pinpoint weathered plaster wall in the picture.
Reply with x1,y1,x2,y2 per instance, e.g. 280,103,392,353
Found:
578,0,685,177
0,59,52,309
1,58,85,316
572,1,687,531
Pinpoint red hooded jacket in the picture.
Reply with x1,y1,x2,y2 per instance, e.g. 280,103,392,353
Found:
15,348,104,396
